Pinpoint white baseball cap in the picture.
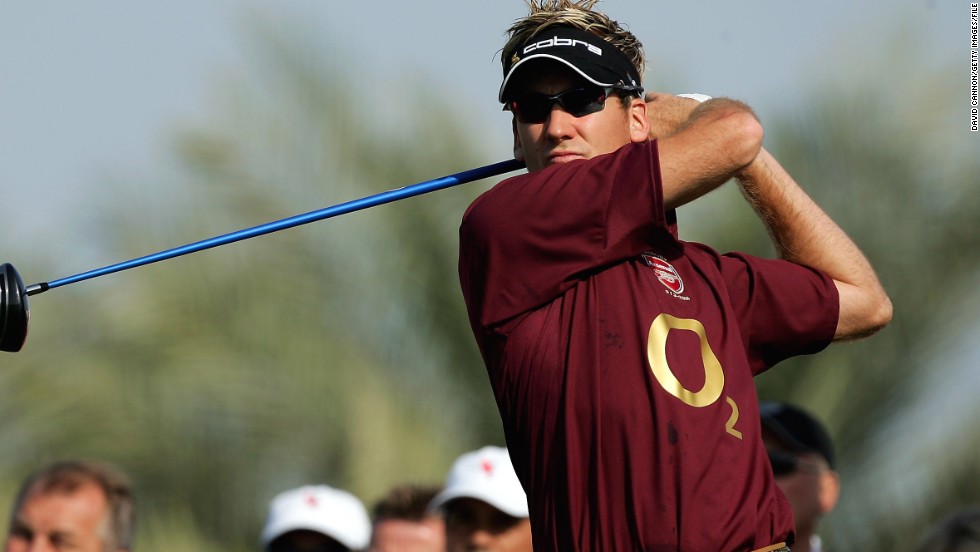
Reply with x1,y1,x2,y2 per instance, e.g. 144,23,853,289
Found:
261,484,371,551
428,446,528,518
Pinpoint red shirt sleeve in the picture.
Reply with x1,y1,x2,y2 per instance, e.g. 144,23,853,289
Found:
460,141,671,330
713,249,840,374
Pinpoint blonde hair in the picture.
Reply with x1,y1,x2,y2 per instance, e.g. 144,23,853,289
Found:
501,0,645,83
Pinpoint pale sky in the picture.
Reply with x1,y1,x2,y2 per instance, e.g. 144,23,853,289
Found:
0,0,965,271
1,2,975,541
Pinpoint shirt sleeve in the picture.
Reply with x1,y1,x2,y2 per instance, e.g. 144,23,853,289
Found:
713,250,840,374
460,141,672,330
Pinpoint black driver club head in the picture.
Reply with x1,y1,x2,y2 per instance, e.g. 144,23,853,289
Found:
1,263,29,352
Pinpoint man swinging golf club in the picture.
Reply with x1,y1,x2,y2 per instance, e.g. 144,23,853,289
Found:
458,1,892,550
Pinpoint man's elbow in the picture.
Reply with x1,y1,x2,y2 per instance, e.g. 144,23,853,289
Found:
840,290,894,341
867,293,894,334
724,110,763,170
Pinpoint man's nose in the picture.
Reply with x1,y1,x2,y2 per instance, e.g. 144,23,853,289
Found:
542,103,576,139
467,527,497,550
24,538,55,552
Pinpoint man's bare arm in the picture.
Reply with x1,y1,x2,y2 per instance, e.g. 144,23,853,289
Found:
647,91,891,340
737,148,893,340
649,94,763,209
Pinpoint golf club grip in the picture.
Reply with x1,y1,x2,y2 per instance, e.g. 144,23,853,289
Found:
32,158,525,294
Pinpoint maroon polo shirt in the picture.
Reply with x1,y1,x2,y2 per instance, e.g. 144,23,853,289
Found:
459,140,839,551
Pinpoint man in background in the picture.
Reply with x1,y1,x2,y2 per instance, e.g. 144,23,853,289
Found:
262,484,370,552
4,459,136,552
369,484,444,552
761,401,841,552
428,446,531,552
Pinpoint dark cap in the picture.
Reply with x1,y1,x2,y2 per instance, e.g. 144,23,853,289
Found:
499,25,642,103
760,401,836,468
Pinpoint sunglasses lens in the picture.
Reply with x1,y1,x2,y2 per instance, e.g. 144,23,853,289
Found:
560,87,608,116
510,87,610,123
511,96,553,124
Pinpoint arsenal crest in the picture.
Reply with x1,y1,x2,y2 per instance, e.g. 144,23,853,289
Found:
641,252,685,295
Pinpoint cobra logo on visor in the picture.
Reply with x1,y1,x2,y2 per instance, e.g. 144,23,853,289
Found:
522,36,603,56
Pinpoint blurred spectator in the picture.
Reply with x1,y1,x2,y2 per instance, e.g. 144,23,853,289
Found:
4,459,135,552
429,446,531,552
913,507,980,552
262,484,370,552
369,484,444,552
760,401,840,552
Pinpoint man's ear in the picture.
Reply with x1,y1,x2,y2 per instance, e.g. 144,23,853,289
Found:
818,470,841,515
512,118,526,162
628,97,650,143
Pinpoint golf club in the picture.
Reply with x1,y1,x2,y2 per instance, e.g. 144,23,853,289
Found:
0,158,524,353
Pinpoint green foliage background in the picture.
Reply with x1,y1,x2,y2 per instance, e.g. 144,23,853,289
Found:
1,14,977,552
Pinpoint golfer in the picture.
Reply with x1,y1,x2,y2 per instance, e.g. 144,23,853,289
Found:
458,1,892,550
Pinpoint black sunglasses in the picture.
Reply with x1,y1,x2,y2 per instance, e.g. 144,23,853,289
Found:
505,85,634,124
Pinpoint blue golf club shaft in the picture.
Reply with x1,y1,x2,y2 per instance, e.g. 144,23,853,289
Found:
25,159,524,296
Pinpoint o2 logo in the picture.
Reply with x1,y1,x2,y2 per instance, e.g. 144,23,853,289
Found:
646,313,743,439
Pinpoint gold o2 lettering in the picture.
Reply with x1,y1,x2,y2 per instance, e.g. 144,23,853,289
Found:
647,314,743,439
647,314,724,407
725,397,743,440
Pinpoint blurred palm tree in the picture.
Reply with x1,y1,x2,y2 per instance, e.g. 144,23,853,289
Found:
0,15,507,552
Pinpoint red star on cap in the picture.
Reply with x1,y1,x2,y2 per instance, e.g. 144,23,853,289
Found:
305,493,318,508
481,460,494,476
